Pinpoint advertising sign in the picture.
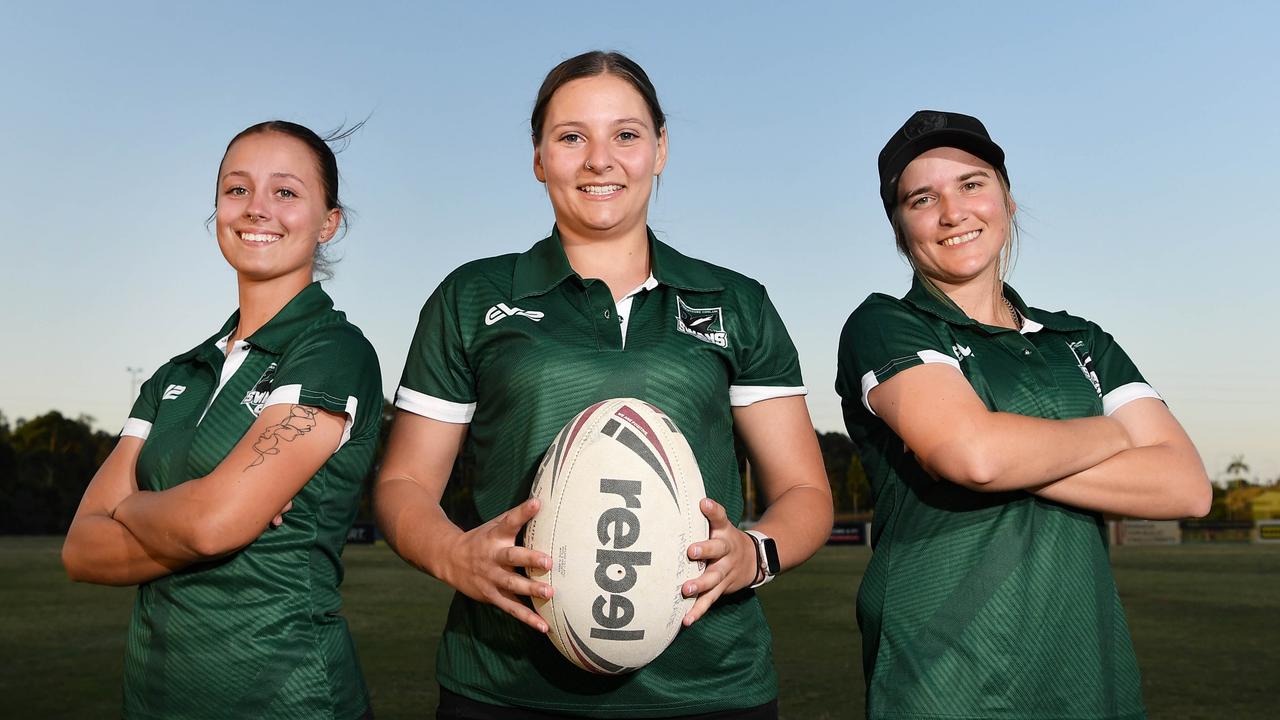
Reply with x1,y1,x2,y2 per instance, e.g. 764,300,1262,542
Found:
1257,520,1280,543
1117,520,1181,545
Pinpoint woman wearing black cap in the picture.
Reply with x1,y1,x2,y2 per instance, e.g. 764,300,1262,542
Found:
834,110,1210,719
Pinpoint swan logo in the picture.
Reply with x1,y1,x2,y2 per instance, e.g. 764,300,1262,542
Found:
675,296,727,348
1067,341,1103,397
241,363,278,417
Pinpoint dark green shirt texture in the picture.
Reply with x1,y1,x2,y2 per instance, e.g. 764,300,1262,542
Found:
835,279,1159,720
396,229,806,717
120,283,381,720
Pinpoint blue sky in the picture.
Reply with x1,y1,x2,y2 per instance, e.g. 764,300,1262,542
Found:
3,2,1276,481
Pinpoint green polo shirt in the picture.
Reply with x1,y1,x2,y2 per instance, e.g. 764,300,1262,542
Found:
119,282,380,720
835,278,1159,720
396,228,805,717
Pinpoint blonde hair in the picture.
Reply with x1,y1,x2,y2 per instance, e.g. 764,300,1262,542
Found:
889,176,1021,306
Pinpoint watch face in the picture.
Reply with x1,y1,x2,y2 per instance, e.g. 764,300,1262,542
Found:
761,537,780,575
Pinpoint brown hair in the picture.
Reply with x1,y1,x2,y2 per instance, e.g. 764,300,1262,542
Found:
530,51,665,143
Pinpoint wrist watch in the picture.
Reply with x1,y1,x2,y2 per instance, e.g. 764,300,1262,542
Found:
744,530,779,588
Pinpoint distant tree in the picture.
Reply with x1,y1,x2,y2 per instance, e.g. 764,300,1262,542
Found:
1224,485,1267,521
0,412,17,523
353,397,397,524
814,431,873,515
845,453,871,515
442,432,482,531
2,412,117,534
354,397,481,531
1225,455,1250,481
816,431,854,512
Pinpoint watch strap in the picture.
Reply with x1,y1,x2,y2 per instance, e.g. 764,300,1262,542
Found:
745,529,778,588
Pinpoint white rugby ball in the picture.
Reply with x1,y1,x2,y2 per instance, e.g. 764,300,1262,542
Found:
524,398,709,674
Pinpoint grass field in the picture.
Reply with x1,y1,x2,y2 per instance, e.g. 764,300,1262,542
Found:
2,538,1277,719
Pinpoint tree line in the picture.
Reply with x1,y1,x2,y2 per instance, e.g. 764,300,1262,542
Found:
0,406,874,535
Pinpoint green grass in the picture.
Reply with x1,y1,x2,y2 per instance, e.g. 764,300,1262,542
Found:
2,539,1277,719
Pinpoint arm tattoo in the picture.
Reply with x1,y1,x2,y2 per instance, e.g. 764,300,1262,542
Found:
246,405,319,470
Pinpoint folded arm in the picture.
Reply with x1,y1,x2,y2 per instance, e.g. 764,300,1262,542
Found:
872,364,1133,490
107,404,345,564
1029,397,1210,518
873,365,1209,517
62,436,185,585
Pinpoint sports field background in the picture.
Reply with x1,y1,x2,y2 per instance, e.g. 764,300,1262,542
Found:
3,539,1276,719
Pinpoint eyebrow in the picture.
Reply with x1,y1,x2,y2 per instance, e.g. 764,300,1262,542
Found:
548,117,652,133
901,170,993,202
220,170,308,186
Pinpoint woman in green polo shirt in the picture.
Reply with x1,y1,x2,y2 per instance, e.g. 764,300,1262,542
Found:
375,51,832,719
835,110,1211,719
62,121,380,720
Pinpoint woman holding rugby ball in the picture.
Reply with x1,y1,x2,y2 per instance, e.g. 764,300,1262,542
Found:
63,121,380,720
835,110,1210,719
375,51,832,719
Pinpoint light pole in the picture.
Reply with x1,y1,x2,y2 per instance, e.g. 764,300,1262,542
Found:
127,366,143,405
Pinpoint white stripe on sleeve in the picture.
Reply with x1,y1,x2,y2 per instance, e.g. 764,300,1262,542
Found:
262,384,359,452
395,386,476,424
860,371,880,415
916,349,961,370
263,383,302,405
728,385,807,407
120,418,152,440
860,349,962,417
1102,381,1162,416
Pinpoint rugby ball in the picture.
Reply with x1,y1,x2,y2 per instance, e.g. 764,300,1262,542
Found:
524,398,709,674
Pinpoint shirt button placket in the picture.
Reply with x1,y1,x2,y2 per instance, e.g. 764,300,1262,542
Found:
584,281,622,350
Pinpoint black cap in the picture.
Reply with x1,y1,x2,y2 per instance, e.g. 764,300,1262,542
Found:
878,110,1009,218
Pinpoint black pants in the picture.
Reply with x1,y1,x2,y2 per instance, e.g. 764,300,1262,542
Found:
437,687,778,720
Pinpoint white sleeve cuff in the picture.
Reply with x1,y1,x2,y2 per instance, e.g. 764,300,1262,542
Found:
1102,381,1162,416
728,385,807,407
262,384,359,452
120,418,152,440
861,350,961,416
395,386,476,423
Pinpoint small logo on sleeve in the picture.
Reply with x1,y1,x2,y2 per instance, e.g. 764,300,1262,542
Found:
952,344,973,361
241,363,278,417
162,385,186,400
484,303,545,326
675,296,728,348
1067,341,1103,397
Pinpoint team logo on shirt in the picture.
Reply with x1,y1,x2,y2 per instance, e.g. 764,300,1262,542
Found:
241,363,278,417
1067,341,1103,397
484,302,545,326
675,296,728,348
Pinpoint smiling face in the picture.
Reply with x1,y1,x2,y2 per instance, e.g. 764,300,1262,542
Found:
895,146,1014,292
215,131,340,286
533,73,667,242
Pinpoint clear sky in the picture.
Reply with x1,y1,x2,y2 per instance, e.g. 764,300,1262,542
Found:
3,2,1276,481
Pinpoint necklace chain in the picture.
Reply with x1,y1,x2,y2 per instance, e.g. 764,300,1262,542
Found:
1003,296,1023,330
